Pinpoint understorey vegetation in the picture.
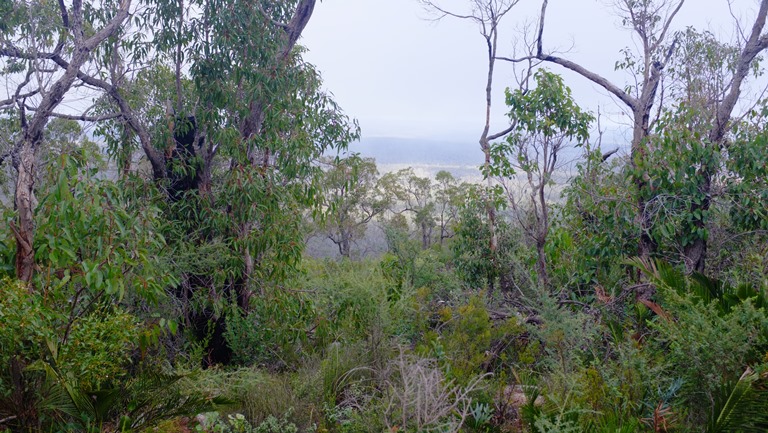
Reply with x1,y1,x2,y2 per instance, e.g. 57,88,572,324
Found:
1,0,768,432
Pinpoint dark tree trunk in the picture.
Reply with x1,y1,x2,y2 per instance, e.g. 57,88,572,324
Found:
338,235,351,258
535,238,548,289
683,173,711,273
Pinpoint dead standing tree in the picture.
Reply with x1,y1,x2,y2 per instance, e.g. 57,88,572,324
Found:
418,0,524,293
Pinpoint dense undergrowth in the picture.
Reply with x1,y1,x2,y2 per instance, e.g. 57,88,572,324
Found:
2,199,767,432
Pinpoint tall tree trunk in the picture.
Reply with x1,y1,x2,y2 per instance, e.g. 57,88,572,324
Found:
480,28,499,295
632,106,658,262
12,142,36,284
340,235,351,258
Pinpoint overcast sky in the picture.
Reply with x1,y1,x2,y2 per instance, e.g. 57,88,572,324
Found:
302,0,760,144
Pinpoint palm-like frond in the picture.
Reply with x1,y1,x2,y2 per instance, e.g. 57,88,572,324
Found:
26,339,227,432
626,257,687,295
628,257,767,316
706,368,768,433
117,369,231,431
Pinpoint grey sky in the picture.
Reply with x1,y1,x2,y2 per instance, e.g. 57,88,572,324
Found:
302,0,759,144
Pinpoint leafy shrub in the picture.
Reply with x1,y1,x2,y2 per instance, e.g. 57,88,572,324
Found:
196,411,301,433
452,185,531,294
0,278,138,427
420,295,534,387
557,148,637,291
653,289,768,423
634,259,768,425
302,258,417,344
0,158,185,431
225,288,319,367
33,156,173,302
380,226,462,298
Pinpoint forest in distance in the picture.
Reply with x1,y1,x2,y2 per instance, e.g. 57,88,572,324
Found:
1,0,768,432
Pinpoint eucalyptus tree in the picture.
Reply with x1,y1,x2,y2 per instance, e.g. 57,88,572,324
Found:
433,170,467,246
318,155,390,258
655,8,768,273
76,0,359,315
0,0,132,283
381,168,436,249
1,0,357,366
489,70,592,288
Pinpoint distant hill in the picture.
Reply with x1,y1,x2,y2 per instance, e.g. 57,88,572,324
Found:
342,135,627,180
349,136,485,166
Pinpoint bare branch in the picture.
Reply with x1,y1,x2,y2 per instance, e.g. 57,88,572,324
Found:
538,54,638,110
23,105,122,122
257,3,290,29
82,0,131,51
601,148,619,162
727,0,748,44
495,54,537,63
10,66,37,110
418,0,484,23
0,90,39,108
653,0,685,53
49,53,166,180
488,124,515,141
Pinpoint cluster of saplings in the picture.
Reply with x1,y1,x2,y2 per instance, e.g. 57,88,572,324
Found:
1,0,768,432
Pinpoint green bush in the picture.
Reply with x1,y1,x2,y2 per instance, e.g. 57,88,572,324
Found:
452,185,531,294
652,289,768,424
196,411,301,433
225,289,319,367
301,258,417,344
0,278,214,432
419,295,533,387
0,279,139,425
